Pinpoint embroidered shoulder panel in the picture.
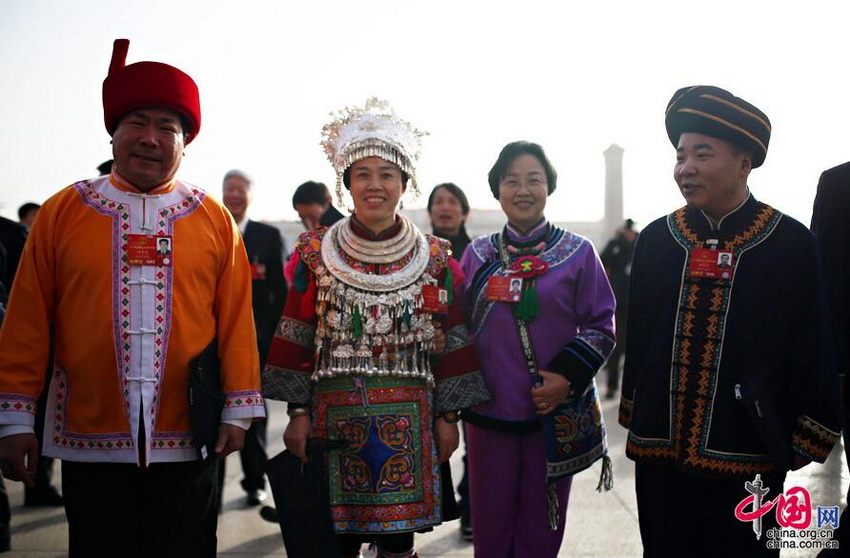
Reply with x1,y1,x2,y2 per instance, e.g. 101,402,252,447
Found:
667,203,782,252
540,227,585,270
424,234,450,278
295,228,328,275
469,233,499,264
469,227,585,270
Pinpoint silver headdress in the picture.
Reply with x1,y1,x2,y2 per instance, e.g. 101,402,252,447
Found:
321,97,428,206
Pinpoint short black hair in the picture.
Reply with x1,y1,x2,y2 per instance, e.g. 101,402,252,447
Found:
292,181,331,207
18,202,40,220
342,165,409,189
97,160,114,175
427,183,470,216
729,142,754,165
488,141,557,199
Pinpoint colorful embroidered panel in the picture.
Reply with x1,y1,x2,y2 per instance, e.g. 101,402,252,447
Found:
313,375,441,534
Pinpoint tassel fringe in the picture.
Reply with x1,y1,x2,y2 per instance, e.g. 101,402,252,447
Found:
596,454,614,492
546,484,559,530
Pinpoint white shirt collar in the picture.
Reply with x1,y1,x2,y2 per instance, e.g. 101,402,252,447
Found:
236,216,249,235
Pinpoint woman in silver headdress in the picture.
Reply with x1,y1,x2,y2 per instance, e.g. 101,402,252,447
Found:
264,98,488,558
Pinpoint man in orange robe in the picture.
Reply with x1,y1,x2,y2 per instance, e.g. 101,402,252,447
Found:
0,39,264,557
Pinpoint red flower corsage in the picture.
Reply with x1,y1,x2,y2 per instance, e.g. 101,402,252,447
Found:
509,255,549,278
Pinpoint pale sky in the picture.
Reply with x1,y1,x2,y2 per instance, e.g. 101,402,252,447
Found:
2,0,849,230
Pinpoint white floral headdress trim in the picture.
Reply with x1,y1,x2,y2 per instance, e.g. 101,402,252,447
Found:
320,97,428,206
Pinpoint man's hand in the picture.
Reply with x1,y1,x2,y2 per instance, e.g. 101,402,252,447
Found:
0,433,38,487
283,415,313,464
531,370,571,416
434,417,459,464
214,423,246,458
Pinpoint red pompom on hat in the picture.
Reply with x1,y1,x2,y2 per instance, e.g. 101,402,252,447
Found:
102,39,201,143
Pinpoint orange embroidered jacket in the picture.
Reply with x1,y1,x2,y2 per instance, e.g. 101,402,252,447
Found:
0,175,264,464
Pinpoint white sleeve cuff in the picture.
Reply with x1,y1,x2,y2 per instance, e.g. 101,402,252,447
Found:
0,425,35,438
222,417,252,431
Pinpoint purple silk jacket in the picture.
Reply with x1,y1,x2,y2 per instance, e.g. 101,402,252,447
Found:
460,220,616,426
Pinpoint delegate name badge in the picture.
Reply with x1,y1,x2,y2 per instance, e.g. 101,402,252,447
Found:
486,276,523,303
690,248,733,280
250,260,267,280
421,285,449,314
127,234,173,267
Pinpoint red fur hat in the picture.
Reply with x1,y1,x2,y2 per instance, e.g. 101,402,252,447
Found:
102,39,201,143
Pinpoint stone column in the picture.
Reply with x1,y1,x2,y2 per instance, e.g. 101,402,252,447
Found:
603,144,625,238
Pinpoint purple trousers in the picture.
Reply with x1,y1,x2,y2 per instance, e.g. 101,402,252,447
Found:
467,422,572,558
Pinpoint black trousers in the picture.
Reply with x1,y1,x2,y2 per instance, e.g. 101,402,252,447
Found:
456,423,471,522
635,461,784,558
605,308,627,393
818,407,850,557
62,460,219,558
239,411,268,492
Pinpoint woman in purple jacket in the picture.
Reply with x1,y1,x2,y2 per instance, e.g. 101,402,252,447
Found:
460,141,616,557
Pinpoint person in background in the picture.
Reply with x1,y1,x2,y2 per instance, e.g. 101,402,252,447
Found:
0,219,26,296
10,203,64,510
460,141,615,557
599,218,637,399
810,159,850,557
0,39,264,557
0,231,20,552
291,180,345,230
265,98,488,558
427,182,474,541
221,169,287,506
260,179,345,524
284,180,346,288
620,85,841,557
97,159,113,176
16,204,39,232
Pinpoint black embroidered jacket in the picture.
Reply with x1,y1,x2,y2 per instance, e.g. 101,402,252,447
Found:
619,195,841,478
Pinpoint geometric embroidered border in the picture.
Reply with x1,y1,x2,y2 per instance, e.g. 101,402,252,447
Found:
279,317,315,348
444,324,471,354
0,394,37,416
262,367,312,404
792,414,841,462
435,372,490,413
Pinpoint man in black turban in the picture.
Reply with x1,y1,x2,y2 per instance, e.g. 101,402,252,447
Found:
619,85,841,557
